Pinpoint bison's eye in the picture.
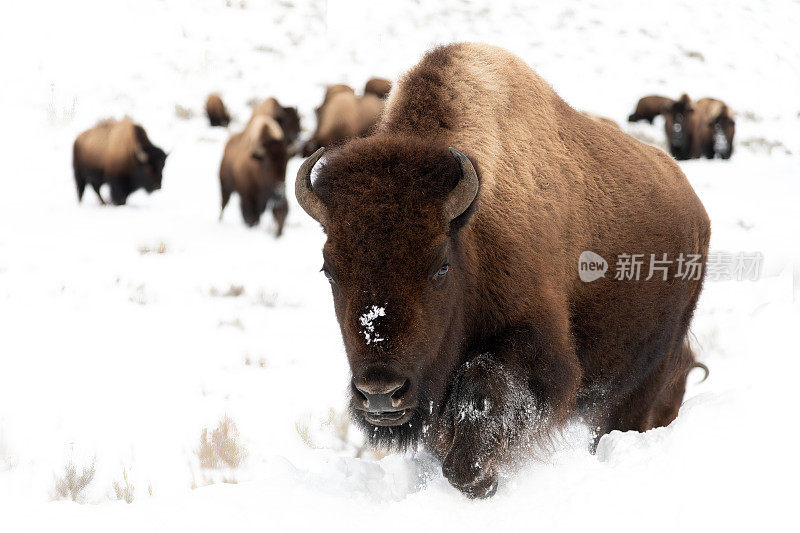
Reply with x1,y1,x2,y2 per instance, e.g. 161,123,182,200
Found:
434,263,450,281
321,266,335,285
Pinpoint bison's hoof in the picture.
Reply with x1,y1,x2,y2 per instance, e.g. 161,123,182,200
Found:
442,457,498,499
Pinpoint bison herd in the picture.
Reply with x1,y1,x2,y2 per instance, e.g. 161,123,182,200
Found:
72,76,735,237
629,93,736,160
72,77,392,235
71,44,721,499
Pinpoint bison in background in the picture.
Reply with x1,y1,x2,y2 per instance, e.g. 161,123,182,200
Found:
628,95,674,124
219,115,289,236
301,85,385,157
694,98,735,159
73,118,167,206
364,77,392,99
205,93,231,127
295,43,710,498
251,97,302,152
663,93,698,160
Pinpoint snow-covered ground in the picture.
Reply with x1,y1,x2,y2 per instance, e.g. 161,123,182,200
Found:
1,0,799,530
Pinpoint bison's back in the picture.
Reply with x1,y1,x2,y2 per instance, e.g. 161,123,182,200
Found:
382,43,710,366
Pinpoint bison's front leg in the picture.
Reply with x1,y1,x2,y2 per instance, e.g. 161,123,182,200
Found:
441,321,582,498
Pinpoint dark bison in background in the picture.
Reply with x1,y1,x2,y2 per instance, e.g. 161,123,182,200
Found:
663,93,698,160
364,77,392,99
220,114,288,235
628,95,674,124
694,97,735,159
205,93,231,127
301,86,384,157
73,118,167,205
251,97,302,152
296,43,710,498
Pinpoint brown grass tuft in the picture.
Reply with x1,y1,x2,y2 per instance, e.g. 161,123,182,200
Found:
52,458,96,502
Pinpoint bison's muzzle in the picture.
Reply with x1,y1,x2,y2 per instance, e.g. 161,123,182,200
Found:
352,372,415,426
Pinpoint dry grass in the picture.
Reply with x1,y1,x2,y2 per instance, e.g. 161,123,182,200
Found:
174,104,195,120
218,318,244,330
196,416,247,470
52,458,96,502
112,468,135,504
138,241,167,255
256,290,278,307
191,416,247,489
296,408,390,460
210,284,245,297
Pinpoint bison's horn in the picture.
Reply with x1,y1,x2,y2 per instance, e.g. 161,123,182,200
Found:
295,147,328,226
444,148,479,221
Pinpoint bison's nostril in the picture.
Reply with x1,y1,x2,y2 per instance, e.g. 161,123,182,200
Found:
354,378,409,412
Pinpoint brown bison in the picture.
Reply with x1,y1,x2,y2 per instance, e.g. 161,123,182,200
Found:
295,43,710,498
301,88,384,157
73,118,167,206
364,77,392,99
251,97,302,150
694,98,735,159
663,93,698,160
628,95,674,124
205,93,231,127
219,115,289,235
580,111,620,129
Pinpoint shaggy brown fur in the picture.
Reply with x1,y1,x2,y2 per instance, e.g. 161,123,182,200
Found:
580,111,620,129
364,78,392,99
219,115,289,235
663,93,699,160
73,119,167,205
301,90,384,156
205,93,231,127
628,95,674,124
250,97,302,150
693,97,735,159
296,43,710,498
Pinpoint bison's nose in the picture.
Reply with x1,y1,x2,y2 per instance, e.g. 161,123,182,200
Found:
353,378,410,413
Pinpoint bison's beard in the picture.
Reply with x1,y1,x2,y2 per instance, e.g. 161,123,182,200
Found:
349,389,433,452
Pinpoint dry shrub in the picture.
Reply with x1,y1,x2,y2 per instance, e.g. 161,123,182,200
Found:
52,458,95,502
218,318,244,330
112,468,135,504
191,416,247,489
174,104,195,120
210,284,244,297
196,416,247,470
296,408,390,460
138,242,167,255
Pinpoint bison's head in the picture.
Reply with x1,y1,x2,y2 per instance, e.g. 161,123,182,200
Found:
665,94,694,160
710,107,735,159
295,135,479,449
133,144,167,193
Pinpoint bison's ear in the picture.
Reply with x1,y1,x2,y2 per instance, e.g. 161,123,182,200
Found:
135,146,149,164
445,148,479,230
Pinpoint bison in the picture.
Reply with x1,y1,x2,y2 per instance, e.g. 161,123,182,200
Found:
301,88,384,157
205,93,231,127
219,115,289,235
663,93,697,160
251,97,302,151
364,77,392,99
295,43,710,498
73,118,167,206
628,95,674,124
694,98,735,159
580,111,620,129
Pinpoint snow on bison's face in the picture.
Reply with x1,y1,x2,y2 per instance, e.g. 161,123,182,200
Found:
295,136,479,448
